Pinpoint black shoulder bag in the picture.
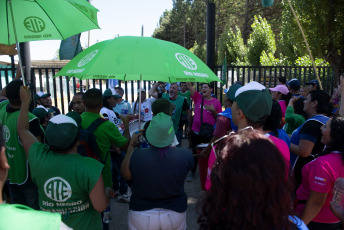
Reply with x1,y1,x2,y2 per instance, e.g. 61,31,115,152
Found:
198,97,214,141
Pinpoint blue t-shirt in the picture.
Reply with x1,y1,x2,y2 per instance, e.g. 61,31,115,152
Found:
129,146,194,212
269,129,291,147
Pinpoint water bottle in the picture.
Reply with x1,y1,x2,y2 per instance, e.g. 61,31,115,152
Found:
121,103,128,115
103,205,112,224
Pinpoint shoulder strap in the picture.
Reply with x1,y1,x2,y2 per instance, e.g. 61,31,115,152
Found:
87,118,106,132
201,97,204,125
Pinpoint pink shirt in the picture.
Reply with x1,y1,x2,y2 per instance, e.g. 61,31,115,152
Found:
267,134,290,173
278,100,287,117
191,91,222,132
205,134,290,190
296,152,344,223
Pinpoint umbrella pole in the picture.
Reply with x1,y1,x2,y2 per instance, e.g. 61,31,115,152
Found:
138,76,142,129
9,0,26,86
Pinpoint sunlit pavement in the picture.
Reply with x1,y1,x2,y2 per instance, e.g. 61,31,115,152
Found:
110,138,204,230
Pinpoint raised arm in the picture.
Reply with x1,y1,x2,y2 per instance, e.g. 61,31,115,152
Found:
186,82,196,96
148,82,160,98
121,132,141,181
17,86,38,157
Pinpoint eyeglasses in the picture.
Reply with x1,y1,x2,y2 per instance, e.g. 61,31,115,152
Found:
211,126,254,159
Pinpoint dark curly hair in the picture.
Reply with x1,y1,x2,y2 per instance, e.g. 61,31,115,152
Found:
198,129,295,230
320,115,344,160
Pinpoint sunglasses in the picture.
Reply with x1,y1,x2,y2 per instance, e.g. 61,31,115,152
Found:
211,126,254,159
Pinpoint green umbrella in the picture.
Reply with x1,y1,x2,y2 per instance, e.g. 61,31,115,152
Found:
55,36,221,84
0,0,99,85
0,0,99,45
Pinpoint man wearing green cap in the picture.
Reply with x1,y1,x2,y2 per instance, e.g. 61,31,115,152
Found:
35,91,60,116
0,124,71,230
149,82,191,146
231,81,290,171
17,86,113,230
101,88,122,127
32,105,53,130
101,88,131,203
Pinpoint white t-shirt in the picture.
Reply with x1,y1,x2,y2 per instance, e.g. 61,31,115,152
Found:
100,107,121,126
132,98,156,122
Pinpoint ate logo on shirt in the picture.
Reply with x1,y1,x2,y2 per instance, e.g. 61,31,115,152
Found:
3,125,10,142
44,177,72,202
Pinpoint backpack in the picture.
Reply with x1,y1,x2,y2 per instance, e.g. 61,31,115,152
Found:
77,118,107,164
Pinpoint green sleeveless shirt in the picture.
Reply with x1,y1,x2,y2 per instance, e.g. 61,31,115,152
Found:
162,93,184,132
0,100,38,184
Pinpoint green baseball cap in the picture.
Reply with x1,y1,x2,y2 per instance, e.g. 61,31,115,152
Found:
226,83,243,101
32,105,53,119
234,81,272,122
103,88,121,98
45,115,79,149
34,91,51,101
146,112,175,148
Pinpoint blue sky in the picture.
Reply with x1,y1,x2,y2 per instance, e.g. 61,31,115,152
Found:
0,0,173,62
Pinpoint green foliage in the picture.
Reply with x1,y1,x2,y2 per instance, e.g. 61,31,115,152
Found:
190,41,206,63
247,16,276,66
295,55,330,67
153,1,206,49
280,0,344,69
260,51,291,66
217,26,248,65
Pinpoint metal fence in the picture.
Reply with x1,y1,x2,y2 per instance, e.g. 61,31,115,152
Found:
0,65,342,114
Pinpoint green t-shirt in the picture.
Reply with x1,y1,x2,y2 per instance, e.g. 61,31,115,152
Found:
29,142,103,230
162,93,185,132
0,203,62,230
0,100,38,184
81,112,127,188
178,90,191,108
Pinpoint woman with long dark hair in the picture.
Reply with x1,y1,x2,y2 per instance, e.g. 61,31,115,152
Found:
198,129,306,230
295,115,344,229
290,90,333,186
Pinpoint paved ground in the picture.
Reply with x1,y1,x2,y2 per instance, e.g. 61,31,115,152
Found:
110,138,204,230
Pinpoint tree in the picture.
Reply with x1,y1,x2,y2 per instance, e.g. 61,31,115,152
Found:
217,26,247,65
280,0,344,69
190,41,206,63
247,16,276,66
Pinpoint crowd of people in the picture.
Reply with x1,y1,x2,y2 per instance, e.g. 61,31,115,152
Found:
0,75,344,230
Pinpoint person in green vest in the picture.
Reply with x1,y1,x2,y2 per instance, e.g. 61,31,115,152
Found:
0,124,71,230
0,79,44,210
149,82,191,147
17,86,113,230
178,82,191,138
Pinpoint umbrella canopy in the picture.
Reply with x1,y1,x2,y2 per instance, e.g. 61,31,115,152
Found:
55,36,221,83
0,0,99,45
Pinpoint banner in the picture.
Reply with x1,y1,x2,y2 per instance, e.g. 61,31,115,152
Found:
59,34,83,60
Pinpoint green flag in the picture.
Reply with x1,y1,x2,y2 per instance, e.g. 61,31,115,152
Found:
221,56,227,84
262,0,274,7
